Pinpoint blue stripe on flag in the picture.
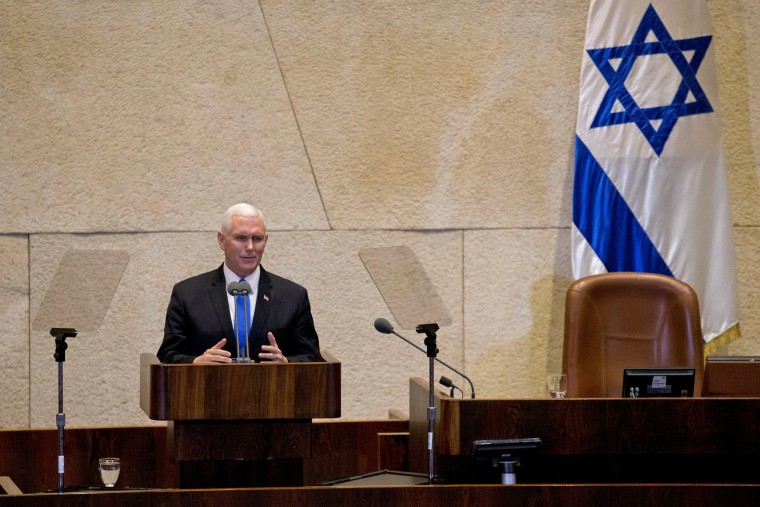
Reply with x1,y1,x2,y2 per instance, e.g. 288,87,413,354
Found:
573,135,673,276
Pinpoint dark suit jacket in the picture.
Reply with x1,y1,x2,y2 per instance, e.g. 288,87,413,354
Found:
157,264,319,364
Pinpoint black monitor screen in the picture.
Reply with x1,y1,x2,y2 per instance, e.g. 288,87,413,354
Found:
622,368,695,398
466,437,541,483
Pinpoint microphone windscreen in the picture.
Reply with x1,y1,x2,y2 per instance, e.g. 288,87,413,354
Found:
374,317,394,334
439,376,454,388
227,281,241,295
238,281,253,295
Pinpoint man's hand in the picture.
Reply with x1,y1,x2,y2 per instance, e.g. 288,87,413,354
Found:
259,332,288,363
193,338,232,364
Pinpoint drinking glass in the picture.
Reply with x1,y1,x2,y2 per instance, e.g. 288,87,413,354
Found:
546,373,568,398
98,457,120,488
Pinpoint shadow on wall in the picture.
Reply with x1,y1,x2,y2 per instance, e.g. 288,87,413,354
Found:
471,274,572,399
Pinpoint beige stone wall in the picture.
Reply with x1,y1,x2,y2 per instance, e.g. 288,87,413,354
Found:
2,0,759,428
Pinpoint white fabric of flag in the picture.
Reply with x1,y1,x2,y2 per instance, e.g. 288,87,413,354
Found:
572,0,738,347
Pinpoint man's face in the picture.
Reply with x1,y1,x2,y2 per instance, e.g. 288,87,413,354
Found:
217,214,268,278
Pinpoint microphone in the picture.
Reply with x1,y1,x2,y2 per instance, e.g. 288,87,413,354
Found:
237,281,252,295
439,375,463,398
227,281,252,296
374,317,394,334
373,317,476,398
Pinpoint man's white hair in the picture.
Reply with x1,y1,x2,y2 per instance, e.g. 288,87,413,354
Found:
221,203,266,233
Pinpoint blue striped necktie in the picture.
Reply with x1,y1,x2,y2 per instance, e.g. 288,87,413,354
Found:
234,278,251,359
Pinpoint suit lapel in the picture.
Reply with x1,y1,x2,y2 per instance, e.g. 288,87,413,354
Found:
209,265,235,343
251,266,272,343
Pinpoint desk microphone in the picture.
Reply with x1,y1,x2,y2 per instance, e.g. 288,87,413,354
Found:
227,281,252,296
439,375,464,398
373,317,476,398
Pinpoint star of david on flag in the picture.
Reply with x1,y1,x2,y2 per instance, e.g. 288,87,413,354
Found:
572,0,739,350
587,4,713,156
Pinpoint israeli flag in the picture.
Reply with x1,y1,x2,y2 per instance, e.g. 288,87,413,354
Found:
572,0,739,348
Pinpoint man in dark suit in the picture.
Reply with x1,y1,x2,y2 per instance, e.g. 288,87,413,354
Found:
157,203,319,364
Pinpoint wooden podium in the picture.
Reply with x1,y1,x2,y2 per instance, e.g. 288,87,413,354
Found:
140,351,340,487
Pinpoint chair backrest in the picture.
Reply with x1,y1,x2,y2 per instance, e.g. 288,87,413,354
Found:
562,272,704,398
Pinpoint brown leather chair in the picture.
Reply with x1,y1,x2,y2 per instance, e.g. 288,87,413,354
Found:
562,272,704,398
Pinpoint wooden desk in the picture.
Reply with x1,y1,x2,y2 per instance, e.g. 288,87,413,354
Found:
409,378,760,483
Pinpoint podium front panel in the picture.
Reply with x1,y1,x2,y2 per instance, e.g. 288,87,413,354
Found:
140,352,341,420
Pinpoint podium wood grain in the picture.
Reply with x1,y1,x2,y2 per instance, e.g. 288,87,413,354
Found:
140,351,340,420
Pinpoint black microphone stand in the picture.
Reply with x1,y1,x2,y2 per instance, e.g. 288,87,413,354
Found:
416,322,439,485
51,327,77,494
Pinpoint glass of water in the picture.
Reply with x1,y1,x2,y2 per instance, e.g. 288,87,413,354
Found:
546,373,568,398
98,457,120,488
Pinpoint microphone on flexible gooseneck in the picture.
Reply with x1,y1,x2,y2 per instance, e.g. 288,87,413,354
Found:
373,317,476,399
439,375,464,398
373,317,395,335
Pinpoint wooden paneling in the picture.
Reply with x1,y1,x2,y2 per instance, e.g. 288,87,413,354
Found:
377,433,409,471
0,420,408,493
304,420,408,485
0,426,178,494
168,420,311,461
2,417,760,504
